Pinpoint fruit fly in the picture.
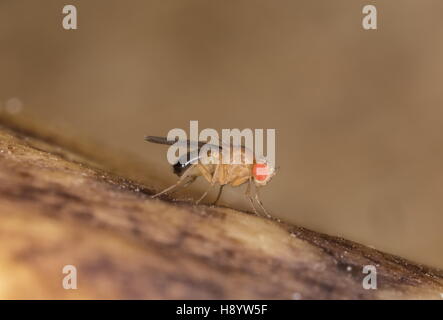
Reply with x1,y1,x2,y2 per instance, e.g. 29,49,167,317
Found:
145,136,276,217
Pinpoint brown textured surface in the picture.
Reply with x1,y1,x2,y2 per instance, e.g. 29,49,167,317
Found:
0,125,442,299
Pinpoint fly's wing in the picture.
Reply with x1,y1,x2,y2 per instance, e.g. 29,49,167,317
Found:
145,136,221,150
146,136,253,162
145,135,249,151
145,136,222,177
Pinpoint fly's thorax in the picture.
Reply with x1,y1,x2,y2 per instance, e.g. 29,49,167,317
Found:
218,145,255,165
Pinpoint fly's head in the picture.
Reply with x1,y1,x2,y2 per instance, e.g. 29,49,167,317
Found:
252,159,276,186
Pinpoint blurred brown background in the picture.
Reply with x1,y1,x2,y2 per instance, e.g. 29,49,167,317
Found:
1,0,443,268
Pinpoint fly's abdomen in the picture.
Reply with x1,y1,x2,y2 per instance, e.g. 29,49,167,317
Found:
173,161,189,176
172,152,199,176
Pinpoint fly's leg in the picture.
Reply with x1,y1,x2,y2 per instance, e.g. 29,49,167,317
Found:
195,184,215,204
211,185,224,206
182,176,197,188
196,163,220,205
245,178,259,215
151,165,197,199
254,187,272,218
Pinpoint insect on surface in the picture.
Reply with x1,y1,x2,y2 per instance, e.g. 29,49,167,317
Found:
145,136,276,217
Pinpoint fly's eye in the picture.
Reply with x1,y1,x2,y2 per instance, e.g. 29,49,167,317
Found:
253,163,268,181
